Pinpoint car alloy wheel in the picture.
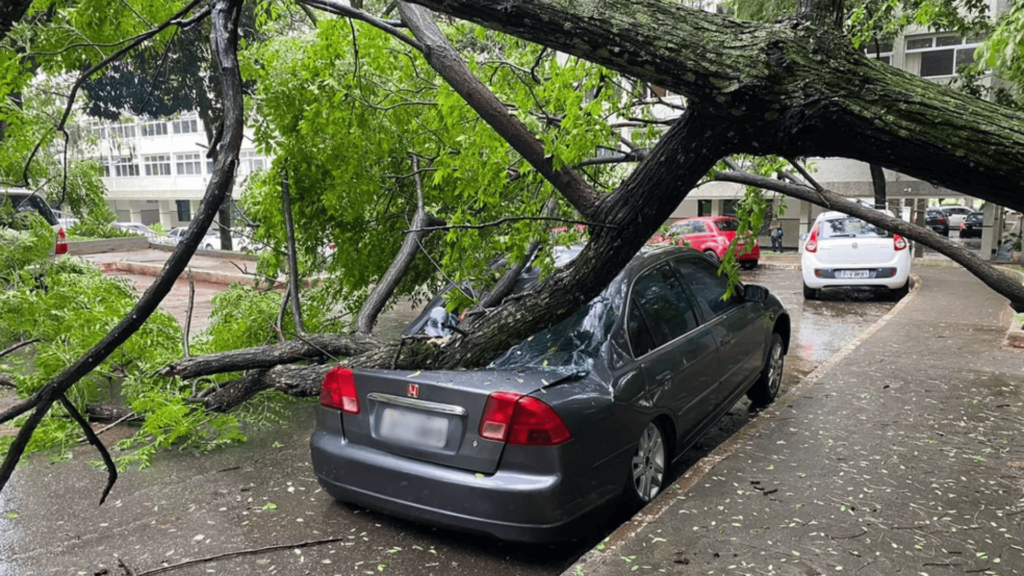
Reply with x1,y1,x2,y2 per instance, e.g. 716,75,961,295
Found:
767,339,784,398
631,422,666,503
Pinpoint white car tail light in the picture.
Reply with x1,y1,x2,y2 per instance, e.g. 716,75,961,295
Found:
805,227,818,253
894,234,907,251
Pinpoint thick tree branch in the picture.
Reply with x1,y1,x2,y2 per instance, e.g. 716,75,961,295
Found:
406,0,1024,215
716,170,1024,312
356,153,434,335
281,167,305,334
396,2,603,218
159,333,377,379
0,0,245,496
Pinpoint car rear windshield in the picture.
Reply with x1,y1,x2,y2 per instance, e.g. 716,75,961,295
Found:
967,213,984,222
713,219,739,231
2,194,58,226
818,217,892,239
489,276,627,375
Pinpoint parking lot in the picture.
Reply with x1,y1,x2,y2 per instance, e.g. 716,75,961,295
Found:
0,265,898,576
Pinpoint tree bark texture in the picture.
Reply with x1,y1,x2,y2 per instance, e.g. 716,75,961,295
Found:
717,170,1024,311
158,333,378,379
406,0,1024,215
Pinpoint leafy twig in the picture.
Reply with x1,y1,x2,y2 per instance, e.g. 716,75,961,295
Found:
134,536,352,575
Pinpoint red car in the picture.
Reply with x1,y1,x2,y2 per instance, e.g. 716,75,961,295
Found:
650,217,760,270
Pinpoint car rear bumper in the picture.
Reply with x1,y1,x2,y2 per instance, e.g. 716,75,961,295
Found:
310,407,613,542
801,254,910,290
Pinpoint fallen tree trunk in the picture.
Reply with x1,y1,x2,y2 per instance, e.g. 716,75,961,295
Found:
158,333,378,379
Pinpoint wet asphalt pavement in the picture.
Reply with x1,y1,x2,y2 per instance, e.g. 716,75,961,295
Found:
0,265,896,576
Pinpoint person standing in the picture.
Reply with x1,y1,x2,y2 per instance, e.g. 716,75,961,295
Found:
770,223,784,252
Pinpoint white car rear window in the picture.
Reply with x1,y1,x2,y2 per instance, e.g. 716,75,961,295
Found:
818,217,892,239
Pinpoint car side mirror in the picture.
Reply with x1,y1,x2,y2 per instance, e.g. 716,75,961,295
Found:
799,233,808,241
744,284,769,303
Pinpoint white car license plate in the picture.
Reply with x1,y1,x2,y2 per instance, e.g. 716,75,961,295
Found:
379,408,448,448
836,270,870,279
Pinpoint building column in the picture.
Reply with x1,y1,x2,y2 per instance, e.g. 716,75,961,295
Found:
158,200,175,230
980,203,1002,262
128,200,144,223
798,200,813,236
711,199,723,216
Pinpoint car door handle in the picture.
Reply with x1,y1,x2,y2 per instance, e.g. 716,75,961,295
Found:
655,371,673,383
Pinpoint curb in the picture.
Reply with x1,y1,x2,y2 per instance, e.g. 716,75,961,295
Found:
562,274,923,576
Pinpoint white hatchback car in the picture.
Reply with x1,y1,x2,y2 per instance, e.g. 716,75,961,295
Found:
801,210,911,301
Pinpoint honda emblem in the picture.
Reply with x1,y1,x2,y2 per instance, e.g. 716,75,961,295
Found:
851,242,859,249
407,384,420,398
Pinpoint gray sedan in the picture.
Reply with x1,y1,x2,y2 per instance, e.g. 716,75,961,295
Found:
311,247,790,542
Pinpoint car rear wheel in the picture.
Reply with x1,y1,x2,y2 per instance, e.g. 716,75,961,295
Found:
889,280,910,301
740,260,758,270
626,422,667,504
802,282,818,300
703,250,720,264
203,243,214,250
748,333,784,407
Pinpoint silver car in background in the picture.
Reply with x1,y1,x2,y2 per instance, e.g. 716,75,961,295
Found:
311,247,790,542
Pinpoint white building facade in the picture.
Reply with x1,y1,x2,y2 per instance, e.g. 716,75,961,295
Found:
90,112,267,230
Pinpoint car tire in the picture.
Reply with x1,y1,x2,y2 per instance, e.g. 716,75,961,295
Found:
703,250,720,264
740,260,758,270
203,243,214,250
625,421,668,505
802,282,818,300
889,280,910,301
748,332,784,407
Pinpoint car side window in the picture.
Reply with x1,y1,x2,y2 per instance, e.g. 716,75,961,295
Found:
673,221,694,235
676,257,742,318
690,221,708,234
627,300,658,357
627,264,700,357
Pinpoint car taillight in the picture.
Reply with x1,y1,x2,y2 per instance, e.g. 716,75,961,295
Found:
894,234,907,251
55,227,68,255
320,366,359,414
479,391,571,446
805,227,818,253
939,217,947,223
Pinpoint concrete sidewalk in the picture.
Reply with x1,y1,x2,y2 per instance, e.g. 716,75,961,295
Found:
81,248,270,287
569,267,1024,576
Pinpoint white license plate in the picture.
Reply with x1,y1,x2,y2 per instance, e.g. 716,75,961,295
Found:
836,270,871,279
379,408,448,448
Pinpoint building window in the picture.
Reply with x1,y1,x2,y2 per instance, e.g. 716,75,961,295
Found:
176,152,203,175
176,200,192,222
698,200,712,217
207,160,214,174
114,157,139,178
143,154,171,176
238,150,267,176
172,117,199,134
97,160,110,178
862,39,893,65
723,200,738,217
905,34,980,78
140,121,168,137
92,124,106,140
107,124,136,139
